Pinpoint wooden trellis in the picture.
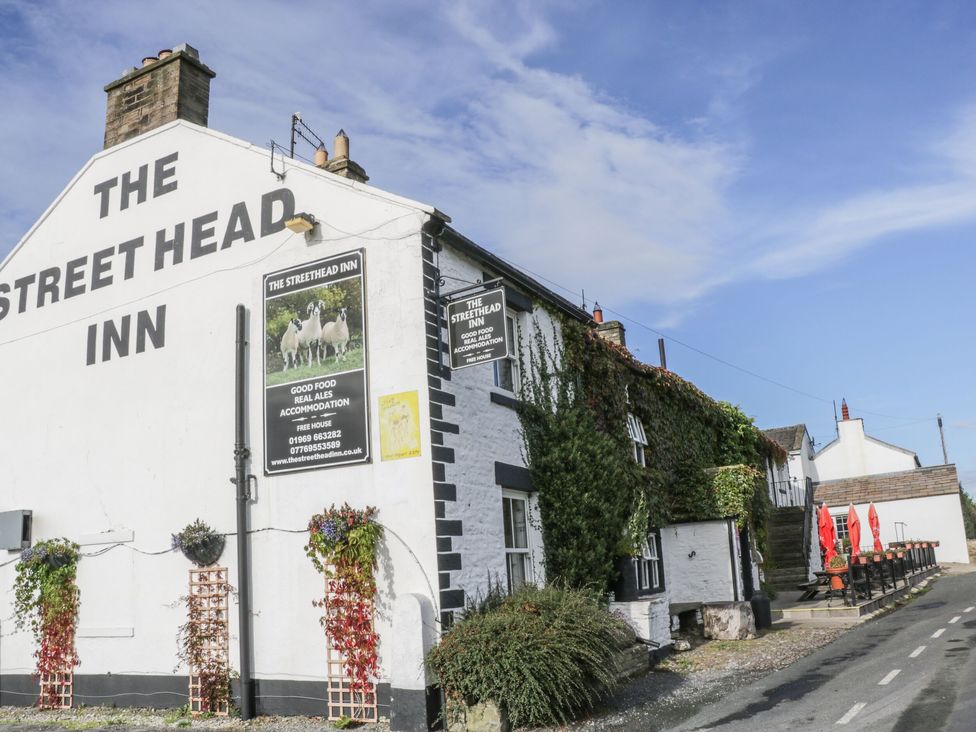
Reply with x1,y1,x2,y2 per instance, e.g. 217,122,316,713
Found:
39,670,72,709
324,573,378,722
188,567,230,716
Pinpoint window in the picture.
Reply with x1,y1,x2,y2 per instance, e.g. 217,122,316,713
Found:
636,533,662,592
627,413,647,466
493,314,519,393
833,515,849,542
503,494,532,592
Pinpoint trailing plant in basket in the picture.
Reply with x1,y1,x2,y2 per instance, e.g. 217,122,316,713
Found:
13,538,81,707
172,519,225,567
305,504,383,693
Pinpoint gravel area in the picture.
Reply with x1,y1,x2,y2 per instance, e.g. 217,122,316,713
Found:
554,623,847,731
0,706,389,731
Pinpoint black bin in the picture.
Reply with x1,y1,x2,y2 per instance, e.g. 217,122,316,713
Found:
750,592,772,630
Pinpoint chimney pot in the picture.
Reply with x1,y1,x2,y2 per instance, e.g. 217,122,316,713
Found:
324,129,368,183
334,129,349,160
841,398,850,421
158,49,173,59
593,302,603,324
314,144,329,168
142,56,158,67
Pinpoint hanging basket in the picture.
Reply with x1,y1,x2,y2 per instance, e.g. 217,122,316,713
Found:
182,535,226,567
45,553,73,569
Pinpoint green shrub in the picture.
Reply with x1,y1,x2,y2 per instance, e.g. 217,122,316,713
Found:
426,585,627,728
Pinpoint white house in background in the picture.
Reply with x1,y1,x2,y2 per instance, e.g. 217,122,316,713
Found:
814,402,920,481
811,402,968,564
762,423,818,506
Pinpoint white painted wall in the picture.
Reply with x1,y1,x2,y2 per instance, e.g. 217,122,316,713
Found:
431,245,554,601
609,596,671,649
0,122,443,685
829,494,969,564
661,520,743,605
787,430,819,485
814,419,917,481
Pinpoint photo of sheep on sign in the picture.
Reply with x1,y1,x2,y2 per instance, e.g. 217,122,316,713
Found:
263,250,371,473
265,278,365,386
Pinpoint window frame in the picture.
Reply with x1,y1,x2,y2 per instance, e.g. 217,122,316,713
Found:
833,515,850,543
634,531,665,596
627,413,648,467
492,313,520,394
502,491,533,593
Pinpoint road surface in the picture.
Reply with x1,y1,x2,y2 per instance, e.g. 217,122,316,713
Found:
678,568,976,731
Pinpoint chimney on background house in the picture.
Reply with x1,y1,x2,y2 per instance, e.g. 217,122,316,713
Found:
324,129,369,183
103,43,216,149
592,303,627,348
841,398,850,420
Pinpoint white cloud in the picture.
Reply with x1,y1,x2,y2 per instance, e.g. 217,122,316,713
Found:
3,1,976,318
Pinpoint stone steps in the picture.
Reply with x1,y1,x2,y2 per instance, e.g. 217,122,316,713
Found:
766,506,812,589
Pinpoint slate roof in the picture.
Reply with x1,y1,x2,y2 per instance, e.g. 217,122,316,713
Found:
762,424,807,452
814,464,959,506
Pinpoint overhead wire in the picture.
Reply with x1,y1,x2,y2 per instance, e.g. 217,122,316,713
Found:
482,249,930,422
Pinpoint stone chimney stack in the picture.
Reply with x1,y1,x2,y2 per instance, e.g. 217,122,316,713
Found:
591,301,626,347
103,43,216,149
596,320,626,348
324,129,369,183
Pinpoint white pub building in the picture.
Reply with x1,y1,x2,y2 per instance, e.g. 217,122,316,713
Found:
0,45,606,729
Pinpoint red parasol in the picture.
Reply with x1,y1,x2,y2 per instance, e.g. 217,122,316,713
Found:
847,504,861,557
868,503,883,553
818,503,837,564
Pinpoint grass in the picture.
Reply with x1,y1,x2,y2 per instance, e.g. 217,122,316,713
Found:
164,705,190,724
265,347,365,387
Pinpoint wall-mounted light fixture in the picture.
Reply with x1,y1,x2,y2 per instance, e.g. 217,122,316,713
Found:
285,212,316,234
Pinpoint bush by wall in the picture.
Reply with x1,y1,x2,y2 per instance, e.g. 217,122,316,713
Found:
426,584,627,728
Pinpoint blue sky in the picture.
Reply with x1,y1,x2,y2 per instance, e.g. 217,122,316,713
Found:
2,0,975,488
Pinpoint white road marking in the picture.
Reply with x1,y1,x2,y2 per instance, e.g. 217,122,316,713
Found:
965,606,974,613
932,628,946,638
836,702,866,725
910,645,926,658
879,669,901,686
949,615,961,624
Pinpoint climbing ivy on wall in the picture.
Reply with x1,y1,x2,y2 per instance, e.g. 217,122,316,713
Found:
518,326,643,589
517,318,784,591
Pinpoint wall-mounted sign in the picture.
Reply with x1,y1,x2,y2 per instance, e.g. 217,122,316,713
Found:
446,288,508,370
379,391,422,461
263,250,369,474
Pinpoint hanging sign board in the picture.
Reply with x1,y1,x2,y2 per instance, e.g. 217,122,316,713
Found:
263,249,370,474
446,287,509,370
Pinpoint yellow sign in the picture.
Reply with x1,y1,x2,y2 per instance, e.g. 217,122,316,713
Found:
379,391,421,461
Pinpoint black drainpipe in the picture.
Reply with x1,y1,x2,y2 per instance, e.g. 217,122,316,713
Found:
234,304,254,719
727,518,740,602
